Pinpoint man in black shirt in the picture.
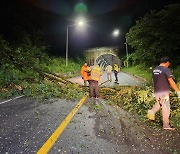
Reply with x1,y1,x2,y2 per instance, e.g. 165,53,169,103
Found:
147,56,180,130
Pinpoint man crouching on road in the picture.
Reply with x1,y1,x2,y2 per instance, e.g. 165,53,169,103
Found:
89,64,102,99
147,56,180,130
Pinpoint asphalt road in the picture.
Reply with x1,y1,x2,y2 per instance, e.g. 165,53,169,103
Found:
0,95,165,154
0,97,128,154
0,97,77,153
68,72,144,87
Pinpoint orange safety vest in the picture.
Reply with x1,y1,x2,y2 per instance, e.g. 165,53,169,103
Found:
81,65,91,81
90,65,102,81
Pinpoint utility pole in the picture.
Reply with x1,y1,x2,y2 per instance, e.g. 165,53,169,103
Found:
125,37,129,68
66,26,69,67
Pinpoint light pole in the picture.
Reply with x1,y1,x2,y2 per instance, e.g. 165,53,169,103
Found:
66,26,69,67
112,29,129,68
66,21,84,67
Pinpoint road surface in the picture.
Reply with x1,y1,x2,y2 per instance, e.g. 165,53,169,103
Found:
1,96,174,154
68,72,144,87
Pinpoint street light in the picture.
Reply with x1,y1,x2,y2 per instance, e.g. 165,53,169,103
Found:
66,20,85,67
112,29,119,37
112,29,129,68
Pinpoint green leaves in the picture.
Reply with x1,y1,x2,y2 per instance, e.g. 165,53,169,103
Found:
0,31,84,99
127,4,180,66
106,86,180,129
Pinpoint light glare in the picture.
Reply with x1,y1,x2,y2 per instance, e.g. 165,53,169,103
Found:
113,29,119,37
78,21,84,26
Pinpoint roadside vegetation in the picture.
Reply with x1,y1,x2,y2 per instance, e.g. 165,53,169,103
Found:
0,34,85,100
0,1,85,100
119,3,180,129
122,64,180,85
120,65,180,129
122,65,152,83
101,86,180,129
126,4,180,68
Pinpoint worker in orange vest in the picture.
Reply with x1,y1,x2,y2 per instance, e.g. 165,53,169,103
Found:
89,64,102,99
81,62,91,86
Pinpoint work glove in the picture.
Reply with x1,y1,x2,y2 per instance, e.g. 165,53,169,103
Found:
177,91,180,98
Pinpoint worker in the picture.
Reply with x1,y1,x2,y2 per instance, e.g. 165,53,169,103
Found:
105,64,112,82
81,62,91,86
113,63,120,83
147,56,180,130
89,64,103,99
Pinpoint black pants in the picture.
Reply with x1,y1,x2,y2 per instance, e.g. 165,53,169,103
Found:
114,71,118,81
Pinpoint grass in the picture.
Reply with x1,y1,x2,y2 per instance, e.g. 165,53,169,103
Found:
122,65,152,82
122,65,180,86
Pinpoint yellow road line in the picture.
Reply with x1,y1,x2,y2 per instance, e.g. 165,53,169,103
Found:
37,96,87,154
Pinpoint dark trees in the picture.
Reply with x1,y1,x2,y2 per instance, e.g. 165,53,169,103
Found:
127,4,180,67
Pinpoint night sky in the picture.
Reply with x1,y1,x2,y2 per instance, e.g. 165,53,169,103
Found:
0,0,179,57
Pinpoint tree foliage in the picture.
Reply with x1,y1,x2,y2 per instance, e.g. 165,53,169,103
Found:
102,86,180,128
127,4,180,67
0,33,82,97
